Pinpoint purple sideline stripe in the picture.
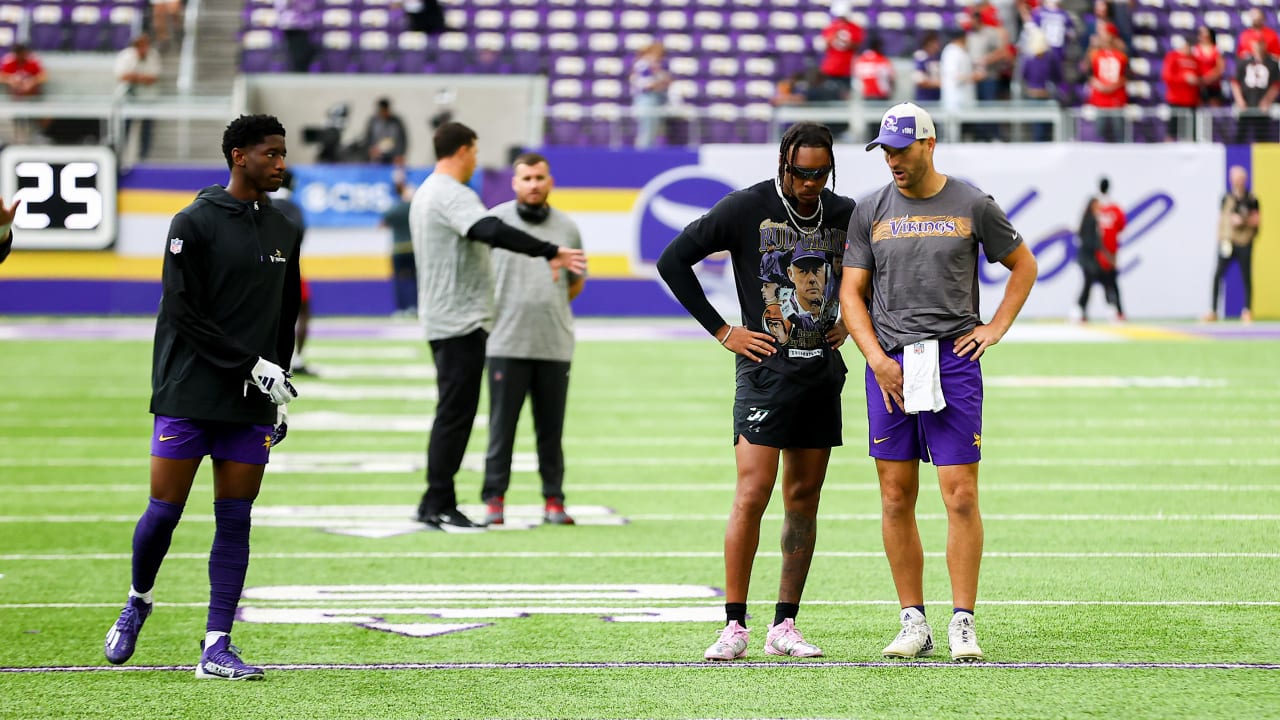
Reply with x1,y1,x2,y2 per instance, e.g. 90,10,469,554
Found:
3,661,1279,673
119,167,229,191
540,147,700,188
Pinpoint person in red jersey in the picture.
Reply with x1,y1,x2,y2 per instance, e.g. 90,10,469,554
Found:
1193,25,1227,107
819,2,864,90
1236,9,1280,59
1086,30,1128,142
1161,35,1200,140
1094,177,1127,321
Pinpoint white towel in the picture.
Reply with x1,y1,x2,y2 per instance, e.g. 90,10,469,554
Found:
902,340,947,414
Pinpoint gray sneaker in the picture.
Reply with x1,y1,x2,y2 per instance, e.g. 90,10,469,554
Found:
484,497,504,526
543,499,575,525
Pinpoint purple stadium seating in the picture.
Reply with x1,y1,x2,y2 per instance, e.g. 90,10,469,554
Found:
226,0,1280,144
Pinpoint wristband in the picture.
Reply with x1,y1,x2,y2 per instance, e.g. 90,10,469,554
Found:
719,326,734,346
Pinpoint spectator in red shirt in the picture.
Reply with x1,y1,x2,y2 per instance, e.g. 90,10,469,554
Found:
1,44,49,143
1087,31,1128,142
1095,179,1127,320
1193,25,1227,107
1236,9,1280,59
819,1,864,90
1162,35,1200,140
1,44,46,98
852,35,894,102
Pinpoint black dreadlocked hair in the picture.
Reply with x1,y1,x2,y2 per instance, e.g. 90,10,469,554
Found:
777,122,836,193
221,114,287,170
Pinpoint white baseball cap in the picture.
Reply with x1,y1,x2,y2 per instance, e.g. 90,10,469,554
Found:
864,102,937,151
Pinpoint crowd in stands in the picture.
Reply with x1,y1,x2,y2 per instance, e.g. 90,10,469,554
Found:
0,0,1277,146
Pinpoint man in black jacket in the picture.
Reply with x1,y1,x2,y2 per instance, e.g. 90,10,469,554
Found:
103,115,301,681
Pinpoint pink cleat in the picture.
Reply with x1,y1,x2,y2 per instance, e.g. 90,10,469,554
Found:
704,621,749,661
765,618,823,657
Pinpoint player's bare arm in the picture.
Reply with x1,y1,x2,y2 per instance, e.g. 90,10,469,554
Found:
716,323,778,363
954,243,1038,360
839,266,903,413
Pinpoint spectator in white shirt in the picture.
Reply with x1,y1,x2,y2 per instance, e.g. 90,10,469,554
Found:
114,33,162,160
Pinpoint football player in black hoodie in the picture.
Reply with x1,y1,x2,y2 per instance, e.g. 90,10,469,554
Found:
103,114,301,680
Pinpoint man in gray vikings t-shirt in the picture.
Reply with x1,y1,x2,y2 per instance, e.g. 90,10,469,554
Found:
840,102,1037,665
481,153,585,527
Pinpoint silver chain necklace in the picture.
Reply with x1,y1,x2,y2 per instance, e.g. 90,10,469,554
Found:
774,177,823,237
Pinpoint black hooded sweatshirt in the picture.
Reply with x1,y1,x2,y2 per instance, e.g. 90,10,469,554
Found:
149,185,301,425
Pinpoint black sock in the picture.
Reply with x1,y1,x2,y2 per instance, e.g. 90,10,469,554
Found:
910,605,926,616
773,602,800,626
953,607,973,616
725,602,747,628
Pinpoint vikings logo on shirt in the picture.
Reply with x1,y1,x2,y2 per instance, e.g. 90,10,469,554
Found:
873,215,972,242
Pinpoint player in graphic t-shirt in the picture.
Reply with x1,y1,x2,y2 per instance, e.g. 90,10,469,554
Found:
842,102,1037,663
658,122,856,662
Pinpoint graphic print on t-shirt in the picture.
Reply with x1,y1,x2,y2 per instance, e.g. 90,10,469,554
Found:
756,219,844,353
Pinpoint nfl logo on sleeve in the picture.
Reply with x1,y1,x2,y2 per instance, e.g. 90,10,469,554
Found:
169,237,184,254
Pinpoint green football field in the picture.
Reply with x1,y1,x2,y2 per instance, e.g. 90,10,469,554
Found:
1,318,1278,720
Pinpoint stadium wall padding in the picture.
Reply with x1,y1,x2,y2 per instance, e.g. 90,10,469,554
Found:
0,144,1270,319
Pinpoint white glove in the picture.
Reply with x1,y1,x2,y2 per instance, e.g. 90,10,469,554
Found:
250,356,298,405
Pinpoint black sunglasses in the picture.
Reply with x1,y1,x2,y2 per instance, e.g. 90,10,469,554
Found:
787,164,832,180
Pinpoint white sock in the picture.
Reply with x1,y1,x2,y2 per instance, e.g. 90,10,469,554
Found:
128,587,153,604
204,631,229,651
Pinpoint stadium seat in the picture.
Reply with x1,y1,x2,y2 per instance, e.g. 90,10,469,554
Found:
318,29,355,73
434,31,470,73
396,30,431,74
357,30,395,74
29,4,66,51
241,28,282,73
70,4,104,52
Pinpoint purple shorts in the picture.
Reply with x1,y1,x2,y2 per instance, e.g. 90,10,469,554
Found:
151,415,274,465
864,338,983,466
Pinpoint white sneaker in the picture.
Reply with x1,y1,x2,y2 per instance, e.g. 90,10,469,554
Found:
882,607,934,659
704,620,749,661
948,612,984,663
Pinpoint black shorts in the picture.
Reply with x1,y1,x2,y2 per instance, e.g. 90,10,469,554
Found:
732,366,844,449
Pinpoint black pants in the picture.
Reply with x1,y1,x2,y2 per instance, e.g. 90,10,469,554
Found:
419,329,486,515
1079,260,1122,318
1212,243,1254,312
482,357,571,503
283,29,316,73
391,251,417,312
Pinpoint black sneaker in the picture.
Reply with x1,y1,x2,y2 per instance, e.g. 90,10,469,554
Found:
419,507,484,533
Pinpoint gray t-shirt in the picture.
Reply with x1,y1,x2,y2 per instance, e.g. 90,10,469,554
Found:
486,202,584,362
409,172,490,341
844,177,1023,353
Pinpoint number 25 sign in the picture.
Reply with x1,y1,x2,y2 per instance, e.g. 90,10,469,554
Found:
0,145,118,250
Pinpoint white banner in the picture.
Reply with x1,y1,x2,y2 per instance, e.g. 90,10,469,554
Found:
699,143,1225,320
